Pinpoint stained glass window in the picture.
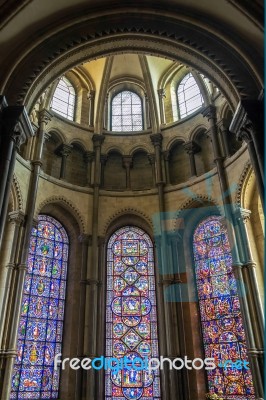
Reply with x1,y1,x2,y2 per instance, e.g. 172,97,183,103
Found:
177,73,204,118
111,91,143,132
105,226,161,400
51,76,75,120
193,216,255,399
11,215,69,399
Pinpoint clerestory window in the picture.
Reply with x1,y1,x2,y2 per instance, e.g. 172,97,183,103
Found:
111,90,143,132
51,76,76,120
177,73,204,118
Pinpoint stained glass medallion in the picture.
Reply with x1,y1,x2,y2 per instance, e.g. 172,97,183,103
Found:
105,226,161,400
193,216,255,399
11,215,69,399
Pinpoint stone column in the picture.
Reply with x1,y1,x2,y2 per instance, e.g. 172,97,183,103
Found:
153,236,171,400
235,208,264,347
84,151,94,186
88,90,95,127
0,211,25,349
56,144,72,180
148,154,156,186
218,120,231,157
104,94,109,130
158,89,166,125
183,141,200,177
237,126,264,207
84,134,104,400
1,109,52,400
75,234,91,400
122,156,132,190
202,105,264,399
144,93,151,129
96,237,105,400
0,105,34,249
100,154,107,188
150,133,165,212
163,151,170,184
230,100,264,206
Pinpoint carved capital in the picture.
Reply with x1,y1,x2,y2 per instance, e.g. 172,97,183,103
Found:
88,90,96,100
183,140,201,154
92,134,105,148
8,211,25,226
150,133,163,147
78,233,91,245
38,109,53,125
56,144,72,158
122,155,133,168
235,207,251,223
202,105,217,121
237,121,253,143
157,88,166,99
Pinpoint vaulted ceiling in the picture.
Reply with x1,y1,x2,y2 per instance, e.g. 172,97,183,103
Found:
0,0,263,112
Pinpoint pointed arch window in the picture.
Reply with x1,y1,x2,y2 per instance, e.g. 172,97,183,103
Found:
111,91,143,132
51,76,76,120
11,215,69,399
105,226,161,399
193,216,255,399
177,73,204,118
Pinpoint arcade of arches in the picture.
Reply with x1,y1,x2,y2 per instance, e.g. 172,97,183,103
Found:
0,1,264,400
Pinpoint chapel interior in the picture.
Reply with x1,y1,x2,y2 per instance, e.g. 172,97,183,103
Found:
0,1,264,400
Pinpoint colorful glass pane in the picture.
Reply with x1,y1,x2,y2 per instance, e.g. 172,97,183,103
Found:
11,215,69,399
105,226,161,400
193,216,255,399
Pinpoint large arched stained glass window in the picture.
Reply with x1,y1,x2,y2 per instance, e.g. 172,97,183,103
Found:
111,91,143,132
193,216,255,399
105,226,161,400
11,215,69,399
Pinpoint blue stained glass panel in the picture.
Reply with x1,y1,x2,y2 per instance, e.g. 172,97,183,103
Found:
10,215,69,399
105,226,161,399
193,216,255,399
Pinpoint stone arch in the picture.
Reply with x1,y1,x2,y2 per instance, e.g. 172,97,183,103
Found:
68,139,87,152
129,145,152,156
165,135,186,151
188,124,209,142
104,145,124,156
11,174,24,212
2,9,262,112
47,128,66,144
102,207,153,238
235,161,252,207
36,196,86,235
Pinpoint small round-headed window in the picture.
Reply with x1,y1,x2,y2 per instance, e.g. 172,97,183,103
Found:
51,76,76,120
111,90,143,132
177,73,204,118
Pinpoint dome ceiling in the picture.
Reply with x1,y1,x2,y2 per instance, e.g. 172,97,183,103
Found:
0,0,262,108
80,55,175,89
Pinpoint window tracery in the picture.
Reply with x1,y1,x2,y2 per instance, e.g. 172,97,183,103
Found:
111,91,143,132
51,76,75,120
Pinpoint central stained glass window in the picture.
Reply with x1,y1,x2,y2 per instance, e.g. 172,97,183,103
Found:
105,226,161,400
10,215,69,399
193,216,255,399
